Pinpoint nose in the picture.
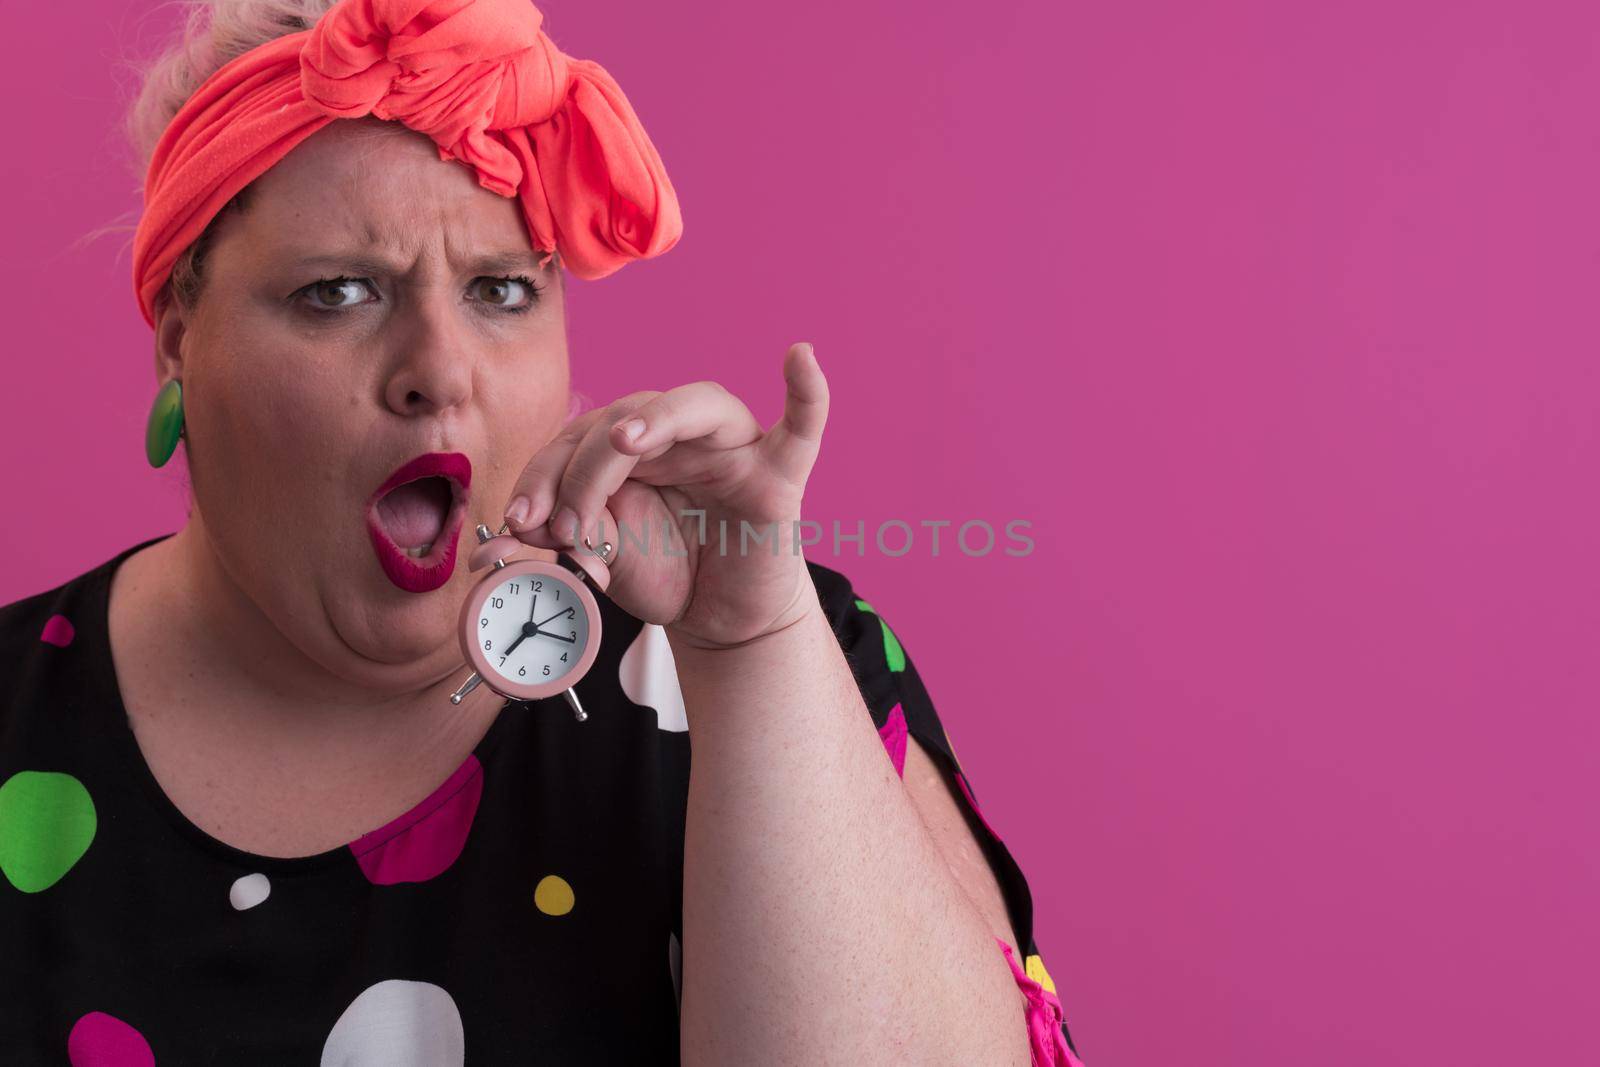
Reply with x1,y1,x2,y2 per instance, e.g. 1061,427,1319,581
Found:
382,287,476,418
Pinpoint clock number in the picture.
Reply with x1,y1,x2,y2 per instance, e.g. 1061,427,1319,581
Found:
560,652,568,662
542,664,551,676
532,580,543,592
484,639,492,651
480,617,488,628
509,583,519,595
491,596,503,609
518,665,526,677
499,654,507,666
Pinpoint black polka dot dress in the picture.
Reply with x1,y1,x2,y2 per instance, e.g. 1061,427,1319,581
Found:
0,533,1081,1064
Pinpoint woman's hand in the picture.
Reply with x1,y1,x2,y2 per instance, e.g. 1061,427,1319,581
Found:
501,342,827,650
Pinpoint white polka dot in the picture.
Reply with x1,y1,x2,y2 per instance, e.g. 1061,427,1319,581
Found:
321,980,463,1066
229,873,271,911
619,624,688,732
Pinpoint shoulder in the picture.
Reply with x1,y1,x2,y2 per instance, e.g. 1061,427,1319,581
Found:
802,556,857,614
802,558,904,713
0,570,83,676
0,578,65,635
803,557,898,643
0,543,141,739
0,574,78,744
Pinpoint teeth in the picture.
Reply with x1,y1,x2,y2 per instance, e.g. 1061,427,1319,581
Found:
402,543,435,559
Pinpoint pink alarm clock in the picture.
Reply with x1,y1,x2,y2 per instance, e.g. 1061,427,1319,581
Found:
450,522,613,722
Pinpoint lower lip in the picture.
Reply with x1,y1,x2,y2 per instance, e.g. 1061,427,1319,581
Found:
366,495,468,593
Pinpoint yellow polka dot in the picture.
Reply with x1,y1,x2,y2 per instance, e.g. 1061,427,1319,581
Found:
534,874,575,916
1024,953,1057,995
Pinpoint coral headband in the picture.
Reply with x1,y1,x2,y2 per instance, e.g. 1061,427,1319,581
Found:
132,0,682,328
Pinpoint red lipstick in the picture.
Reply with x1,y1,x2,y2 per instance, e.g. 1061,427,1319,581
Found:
366,452,473,593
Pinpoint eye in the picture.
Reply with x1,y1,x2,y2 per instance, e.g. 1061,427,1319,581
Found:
299,276,376,312
471,274,543,312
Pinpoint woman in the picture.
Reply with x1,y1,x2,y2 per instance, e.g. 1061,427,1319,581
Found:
0,0,1081,1061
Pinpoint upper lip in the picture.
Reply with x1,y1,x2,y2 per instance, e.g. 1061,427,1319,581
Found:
369,451,473,513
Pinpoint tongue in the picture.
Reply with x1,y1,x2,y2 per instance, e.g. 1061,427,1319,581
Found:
376,478,451,549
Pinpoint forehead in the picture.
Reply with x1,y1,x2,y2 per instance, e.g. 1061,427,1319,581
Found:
241,118,532,259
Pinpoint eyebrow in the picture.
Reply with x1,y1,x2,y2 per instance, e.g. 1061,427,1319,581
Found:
285,250,548,275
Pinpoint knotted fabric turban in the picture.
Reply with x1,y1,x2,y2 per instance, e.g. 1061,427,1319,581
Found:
132,0,683,328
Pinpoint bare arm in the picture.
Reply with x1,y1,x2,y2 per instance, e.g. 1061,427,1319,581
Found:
498,344,1038,1063
670,590,1031,1066
900,732,1023,961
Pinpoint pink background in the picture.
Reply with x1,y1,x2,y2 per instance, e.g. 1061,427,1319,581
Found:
5,1,1596,1062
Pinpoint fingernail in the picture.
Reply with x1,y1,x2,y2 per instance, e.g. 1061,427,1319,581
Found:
550,506,580,546
617,418,645,443
505,496,530,526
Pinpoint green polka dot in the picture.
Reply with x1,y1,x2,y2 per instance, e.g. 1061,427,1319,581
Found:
853,599,906,673
0,771,97,893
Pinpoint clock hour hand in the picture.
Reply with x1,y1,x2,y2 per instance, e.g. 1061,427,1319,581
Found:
496,592,540,658
523,605,577,643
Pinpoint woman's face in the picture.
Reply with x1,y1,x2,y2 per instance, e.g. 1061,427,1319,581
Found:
154,117,569,693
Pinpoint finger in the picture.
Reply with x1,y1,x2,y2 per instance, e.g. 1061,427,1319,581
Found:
608,380,763,459
759,342,829,488
504,421,584,537
503,502,620,591
567,501,621,593
550,403,655,548
504,391,659,538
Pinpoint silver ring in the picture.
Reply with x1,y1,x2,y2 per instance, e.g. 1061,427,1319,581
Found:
582,534,615,565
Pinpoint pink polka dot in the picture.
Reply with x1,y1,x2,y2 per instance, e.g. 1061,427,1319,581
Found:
997,939,1081,1067
40,614,75,647
67,1011,154,1067
877,703,908,778
349,754,483,885
956,771,1004,844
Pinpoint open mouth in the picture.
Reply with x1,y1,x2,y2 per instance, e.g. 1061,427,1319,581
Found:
374,476,455,558
366,452,473,593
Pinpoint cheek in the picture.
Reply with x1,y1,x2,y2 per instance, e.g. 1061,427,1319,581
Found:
480,362,571,489
499,362,571,438
193,342,360,493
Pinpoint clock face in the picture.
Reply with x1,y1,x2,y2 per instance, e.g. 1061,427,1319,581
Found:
474,569,593,687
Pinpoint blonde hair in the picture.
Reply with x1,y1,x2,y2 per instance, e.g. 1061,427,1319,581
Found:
116,0,339,319
101,0,564,323
126,0,340,175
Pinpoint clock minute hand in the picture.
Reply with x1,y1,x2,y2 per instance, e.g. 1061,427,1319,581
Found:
527,605,576,642
535,607,574,629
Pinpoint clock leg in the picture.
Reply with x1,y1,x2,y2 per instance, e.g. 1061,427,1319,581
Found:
450,672,484,705
562,687,589,723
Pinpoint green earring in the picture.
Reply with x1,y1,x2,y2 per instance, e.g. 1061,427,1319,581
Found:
145,378,185,468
